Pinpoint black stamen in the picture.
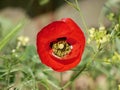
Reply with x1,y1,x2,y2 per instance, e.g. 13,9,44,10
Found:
50,42,54,48
57,37,67,41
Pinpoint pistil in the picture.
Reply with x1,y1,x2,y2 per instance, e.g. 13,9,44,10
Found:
51,40,71,57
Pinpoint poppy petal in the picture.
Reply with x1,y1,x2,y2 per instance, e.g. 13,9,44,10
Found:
36,18,86,72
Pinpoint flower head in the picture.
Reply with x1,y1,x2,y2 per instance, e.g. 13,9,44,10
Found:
87,26,111,49
17,36,29,46
16,36,29,49
36,18,85,72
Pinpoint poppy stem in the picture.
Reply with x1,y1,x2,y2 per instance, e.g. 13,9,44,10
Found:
62,65,86,89
60,72,64,90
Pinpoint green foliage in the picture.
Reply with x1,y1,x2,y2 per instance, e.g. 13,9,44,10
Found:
0,0,120,90
0,17,13,39
0,20,25,51
38,0,50,6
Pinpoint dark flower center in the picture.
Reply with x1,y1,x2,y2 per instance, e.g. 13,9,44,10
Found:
50,37,72,58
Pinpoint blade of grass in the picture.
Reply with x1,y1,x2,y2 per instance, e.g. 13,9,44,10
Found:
47,79,61,90
65,0,77,10
0,21,25,51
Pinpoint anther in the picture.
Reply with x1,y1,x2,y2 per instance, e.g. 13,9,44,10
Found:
51,39,72,58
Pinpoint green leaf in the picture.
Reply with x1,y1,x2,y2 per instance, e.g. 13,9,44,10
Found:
65,0,76,9
19,45,41,64
116,38,120,53
39,0,50,5
0,17,13,37
0,21,25,51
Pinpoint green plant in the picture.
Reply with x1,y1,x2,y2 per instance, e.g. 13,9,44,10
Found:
0,0,120,90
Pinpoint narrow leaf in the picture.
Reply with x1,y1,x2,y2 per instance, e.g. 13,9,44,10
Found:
0,21,25,50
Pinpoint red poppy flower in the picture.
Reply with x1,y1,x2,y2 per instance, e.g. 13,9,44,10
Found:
36,18,85,72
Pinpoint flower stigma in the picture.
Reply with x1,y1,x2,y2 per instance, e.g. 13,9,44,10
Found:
58,43,64,49
50,38,72,58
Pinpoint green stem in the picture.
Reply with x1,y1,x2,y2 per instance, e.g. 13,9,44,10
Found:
74,0,89,36
60,73,64,90
6,60,12,87
61,43,101,90
77,8,89,36
62,64,86,89
47,79,61,89
65,0,89,36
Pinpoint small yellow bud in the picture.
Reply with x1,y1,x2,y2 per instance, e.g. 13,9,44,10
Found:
89,28,95,34
115,24,119,31
118,84,120,90
104,58,111,64
12,49,16,53
99,26,105,31
89,28,95,38
17,36,29,46
87,38,91,44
